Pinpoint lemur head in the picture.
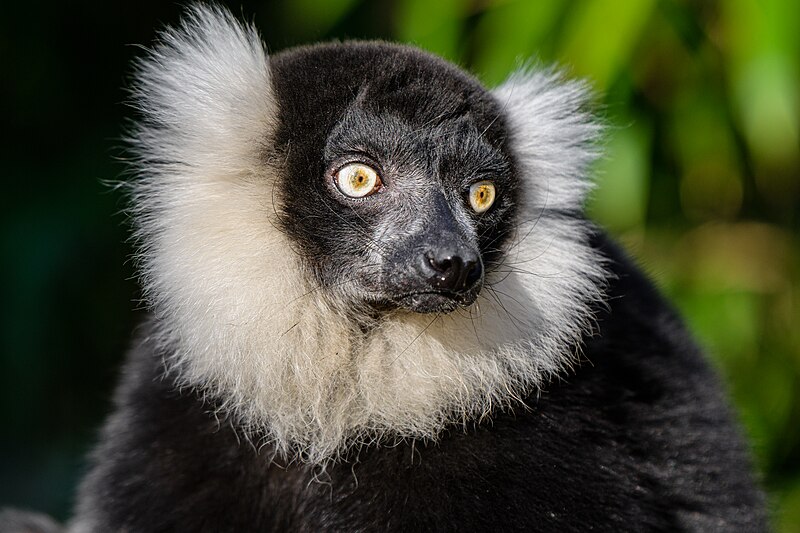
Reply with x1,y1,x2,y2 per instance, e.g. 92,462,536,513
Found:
129,5,605,463
271,43,517,317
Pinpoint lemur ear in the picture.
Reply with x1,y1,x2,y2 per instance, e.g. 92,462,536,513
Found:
129,4,277,174
491,68,602,213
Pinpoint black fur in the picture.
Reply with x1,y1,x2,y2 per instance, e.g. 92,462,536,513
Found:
65,32,766,533
72,236,766,531
270,43,517,311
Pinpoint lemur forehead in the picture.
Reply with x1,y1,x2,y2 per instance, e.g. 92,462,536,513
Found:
270,41,509,148
324,103,508,167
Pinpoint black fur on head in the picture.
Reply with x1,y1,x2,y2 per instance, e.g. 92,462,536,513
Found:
269,43,518,316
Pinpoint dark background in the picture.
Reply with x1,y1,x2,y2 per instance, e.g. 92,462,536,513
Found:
1,1,798,530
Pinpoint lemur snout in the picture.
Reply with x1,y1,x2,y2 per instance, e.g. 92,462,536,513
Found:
424,249,483,293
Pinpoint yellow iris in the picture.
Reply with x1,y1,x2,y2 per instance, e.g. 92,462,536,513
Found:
469,181,496,213
335,163,381,198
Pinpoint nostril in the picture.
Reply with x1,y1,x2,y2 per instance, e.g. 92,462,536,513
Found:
464,260,482,286
425,252,482,292
429,254,455,274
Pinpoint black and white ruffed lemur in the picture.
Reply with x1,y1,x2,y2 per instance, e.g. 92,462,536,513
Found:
13,4,768,532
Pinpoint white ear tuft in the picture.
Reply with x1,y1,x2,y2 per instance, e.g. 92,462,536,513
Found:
492,68,603,213
486,68,609,411
129,4,276,174
126,3,281,325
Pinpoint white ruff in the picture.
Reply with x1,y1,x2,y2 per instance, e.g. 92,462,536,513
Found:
129,5,607,464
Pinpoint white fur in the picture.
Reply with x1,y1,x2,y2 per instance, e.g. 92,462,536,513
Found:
129,5,607,464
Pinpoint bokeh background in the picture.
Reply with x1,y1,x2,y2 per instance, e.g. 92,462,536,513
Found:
1,0,798,529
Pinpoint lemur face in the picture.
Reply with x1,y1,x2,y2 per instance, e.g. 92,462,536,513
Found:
128,6,604,461
270,44,519,315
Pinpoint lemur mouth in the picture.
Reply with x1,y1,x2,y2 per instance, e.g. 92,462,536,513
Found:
365,282,483,315
395,290,479,314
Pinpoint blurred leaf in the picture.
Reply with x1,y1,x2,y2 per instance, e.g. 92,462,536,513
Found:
672,223,792,293
779,480,800,533
557,0,657,89
735,359,795,473
721,0,800,209
589,119,651,231
669,89,743,220
283,0,362,38
394,0,471,61
678,290,760,364
471,0,567,85
732,55,799,165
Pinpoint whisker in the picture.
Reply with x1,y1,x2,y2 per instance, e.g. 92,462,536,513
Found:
482,287,527,335
391,314,440,365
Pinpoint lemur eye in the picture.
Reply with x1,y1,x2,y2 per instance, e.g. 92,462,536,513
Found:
469,181,496,213
334,163,382,198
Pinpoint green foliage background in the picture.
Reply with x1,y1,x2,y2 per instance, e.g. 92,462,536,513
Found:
1,0,797,529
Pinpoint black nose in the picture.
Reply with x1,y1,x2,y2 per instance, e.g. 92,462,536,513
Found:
425,251,483,293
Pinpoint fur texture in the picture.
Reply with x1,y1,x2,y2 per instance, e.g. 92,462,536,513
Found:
128,5,606,463
61,5,767,531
